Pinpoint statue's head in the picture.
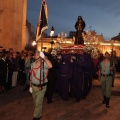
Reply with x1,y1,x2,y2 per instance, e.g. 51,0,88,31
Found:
78,16,83,21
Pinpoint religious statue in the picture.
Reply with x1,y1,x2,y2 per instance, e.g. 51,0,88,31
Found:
74,16,86,45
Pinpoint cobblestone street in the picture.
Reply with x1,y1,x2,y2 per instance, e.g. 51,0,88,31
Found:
0,73,120,120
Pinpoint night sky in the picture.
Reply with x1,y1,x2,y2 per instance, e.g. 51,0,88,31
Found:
27,0,120,40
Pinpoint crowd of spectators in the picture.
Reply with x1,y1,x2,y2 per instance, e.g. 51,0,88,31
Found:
0,48,34,93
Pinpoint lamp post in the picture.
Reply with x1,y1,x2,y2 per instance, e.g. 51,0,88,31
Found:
110,40,115,66
49,41,55,50
50,26,55,50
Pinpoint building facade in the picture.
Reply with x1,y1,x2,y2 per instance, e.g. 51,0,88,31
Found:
0,0,28,51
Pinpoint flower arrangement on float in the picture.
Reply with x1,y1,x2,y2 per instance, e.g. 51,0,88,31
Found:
91,47,100,59
83,44,100,59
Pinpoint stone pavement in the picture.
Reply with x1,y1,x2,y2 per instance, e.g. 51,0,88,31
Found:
1,73,120,120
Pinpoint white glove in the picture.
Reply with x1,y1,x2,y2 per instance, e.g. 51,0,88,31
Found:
40,52,45,58
29,87,32,93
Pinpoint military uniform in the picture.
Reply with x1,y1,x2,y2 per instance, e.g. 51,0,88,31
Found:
99,55,113,108
30,60,48,119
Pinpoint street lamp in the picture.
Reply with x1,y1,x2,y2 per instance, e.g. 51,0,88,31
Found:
42,47,47,52
50,26,55,50
50,26,54,37
32,40,37,53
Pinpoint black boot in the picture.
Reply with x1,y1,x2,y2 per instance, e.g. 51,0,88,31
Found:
32,117,41,120
102,96,106,104
106,97,110,108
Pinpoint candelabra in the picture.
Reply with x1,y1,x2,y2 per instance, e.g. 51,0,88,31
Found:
83,30,98,46
82,30,99,53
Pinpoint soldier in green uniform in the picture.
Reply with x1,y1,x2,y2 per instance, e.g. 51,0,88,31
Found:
29,50,52,120
98,52,114,108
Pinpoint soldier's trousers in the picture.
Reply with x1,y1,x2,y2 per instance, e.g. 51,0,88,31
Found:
32,85,47,118
101,76,112,98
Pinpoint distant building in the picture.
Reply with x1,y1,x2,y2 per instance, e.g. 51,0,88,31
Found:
69,31,76,38
26,20,35,40
111,33,120,41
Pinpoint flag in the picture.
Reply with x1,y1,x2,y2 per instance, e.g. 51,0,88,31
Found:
36,0,48,41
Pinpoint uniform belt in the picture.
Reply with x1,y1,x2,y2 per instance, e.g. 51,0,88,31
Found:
101,74,111,77
32,83,47,87
26,67,30,69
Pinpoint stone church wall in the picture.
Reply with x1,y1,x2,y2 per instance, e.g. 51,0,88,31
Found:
0,0,25,51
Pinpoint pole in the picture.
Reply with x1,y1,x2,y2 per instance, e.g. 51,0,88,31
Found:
40,33,44,85
40,33,44,51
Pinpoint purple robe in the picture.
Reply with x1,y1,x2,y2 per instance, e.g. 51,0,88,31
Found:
57,54,73,100
71,54,84,100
